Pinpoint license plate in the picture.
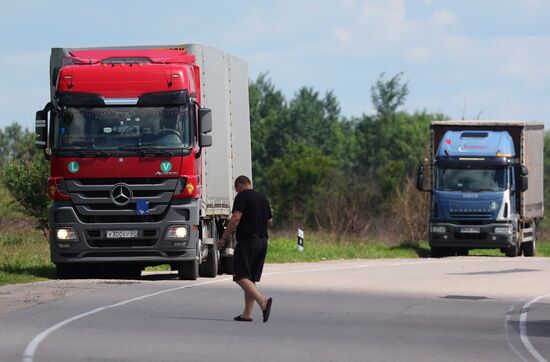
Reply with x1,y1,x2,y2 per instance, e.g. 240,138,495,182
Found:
106,230,138,239
460,227,480,234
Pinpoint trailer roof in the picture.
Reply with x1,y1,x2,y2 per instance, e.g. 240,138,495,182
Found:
431,120,544,128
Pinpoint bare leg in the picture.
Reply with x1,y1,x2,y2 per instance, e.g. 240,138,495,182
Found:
242,291,255,319
236,278,269,314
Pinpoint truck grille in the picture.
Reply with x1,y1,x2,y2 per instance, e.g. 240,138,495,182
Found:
64,178,179,224
449,211,493,220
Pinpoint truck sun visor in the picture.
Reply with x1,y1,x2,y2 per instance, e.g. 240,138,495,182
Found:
56,91,105,107
137,90,189,106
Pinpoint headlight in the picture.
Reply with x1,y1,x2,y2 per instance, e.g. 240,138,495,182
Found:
165,225,189,239
430,225,446,233
56,227,79,241
493,226,512,234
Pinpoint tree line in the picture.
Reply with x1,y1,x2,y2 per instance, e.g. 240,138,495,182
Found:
1,73,549,241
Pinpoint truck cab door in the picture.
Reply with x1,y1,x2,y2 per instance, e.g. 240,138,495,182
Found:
510,166,517,214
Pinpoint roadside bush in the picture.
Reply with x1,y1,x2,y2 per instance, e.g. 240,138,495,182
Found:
1,155,49,230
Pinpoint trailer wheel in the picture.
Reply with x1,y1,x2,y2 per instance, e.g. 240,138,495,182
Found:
178,260,198,280
199,244,218,277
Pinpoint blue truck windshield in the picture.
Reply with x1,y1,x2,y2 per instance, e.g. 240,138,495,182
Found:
55,106,190,149
435,167,507,192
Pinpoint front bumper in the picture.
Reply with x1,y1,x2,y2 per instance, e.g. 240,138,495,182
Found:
429,222,514,249
49,201,199,264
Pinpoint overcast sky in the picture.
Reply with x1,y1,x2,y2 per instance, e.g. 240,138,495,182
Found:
1,0,549,130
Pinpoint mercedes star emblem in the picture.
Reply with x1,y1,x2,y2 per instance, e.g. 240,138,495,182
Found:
110,183,133,206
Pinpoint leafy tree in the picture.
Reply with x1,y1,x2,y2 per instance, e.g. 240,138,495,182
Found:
0,123,49,228
0,123,40,166
266,143,336,225
370,72,408,119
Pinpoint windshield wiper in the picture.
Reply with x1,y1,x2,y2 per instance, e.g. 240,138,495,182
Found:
118,145,174,157
76,149,111,157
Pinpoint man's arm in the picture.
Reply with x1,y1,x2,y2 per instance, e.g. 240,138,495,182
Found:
268,218,273,227
218,211,242,248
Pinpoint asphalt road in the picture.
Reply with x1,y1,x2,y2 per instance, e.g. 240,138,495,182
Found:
1,257,550,362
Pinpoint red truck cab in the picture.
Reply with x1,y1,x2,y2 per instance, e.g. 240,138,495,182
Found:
36,48,215,279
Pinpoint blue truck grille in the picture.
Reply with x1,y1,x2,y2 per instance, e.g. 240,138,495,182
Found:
449,211,493,219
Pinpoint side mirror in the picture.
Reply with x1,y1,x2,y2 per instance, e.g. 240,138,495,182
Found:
416,163,432,192
199,134,213,147
199,108,212,134
520,165,528,176
35,110,48,150
416,164,424,191
520,175,528,192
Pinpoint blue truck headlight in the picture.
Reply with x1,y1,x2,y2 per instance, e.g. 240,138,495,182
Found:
56,227,79,241
165,225,189,239
430,225,447,233
493,226,512,234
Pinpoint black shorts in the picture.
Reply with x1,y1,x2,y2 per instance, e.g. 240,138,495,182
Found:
233,237,268,282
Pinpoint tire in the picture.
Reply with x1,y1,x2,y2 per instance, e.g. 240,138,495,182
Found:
430,246,448,258
522,241,535,257
199,244,218,278
221,255,234,274
505,243,519,257
178,260,198,280
505,231,521,257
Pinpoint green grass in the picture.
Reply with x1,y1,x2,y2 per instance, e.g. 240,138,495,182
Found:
266,237,430,263
0,225,55,286
0,186,55,286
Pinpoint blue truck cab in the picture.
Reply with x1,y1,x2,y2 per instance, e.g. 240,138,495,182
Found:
417,121,544,258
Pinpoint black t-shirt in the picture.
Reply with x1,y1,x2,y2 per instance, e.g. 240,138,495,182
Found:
232,189,272,241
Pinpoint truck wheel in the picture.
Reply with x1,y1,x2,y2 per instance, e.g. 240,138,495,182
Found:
178,260,198,280
522,224,536,257
430,247,448,258
199,244,218,278
504,243,519,257
505,231,521,257
221,255,234,274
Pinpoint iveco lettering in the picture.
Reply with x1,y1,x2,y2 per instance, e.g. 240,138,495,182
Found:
35,45,252,280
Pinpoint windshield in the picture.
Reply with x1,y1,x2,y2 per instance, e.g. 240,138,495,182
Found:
55,106,191,149
435,167,508,192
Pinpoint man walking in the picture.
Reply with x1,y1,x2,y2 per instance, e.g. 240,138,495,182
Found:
218,175,273,323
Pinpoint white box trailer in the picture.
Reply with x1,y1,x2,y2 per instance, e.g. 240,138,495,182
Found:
187,44,252,216
50,44,252,216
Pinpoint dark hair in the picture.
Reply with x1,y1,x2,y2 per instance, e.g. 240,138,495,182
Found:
234,175,252,187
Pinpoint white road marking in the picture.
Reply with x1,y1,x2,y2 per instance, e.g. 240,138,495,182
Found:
519,293,550,362
504,301,528,362
20,257,504,362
